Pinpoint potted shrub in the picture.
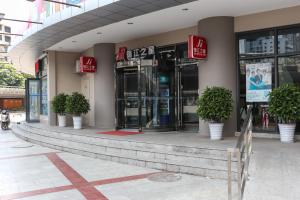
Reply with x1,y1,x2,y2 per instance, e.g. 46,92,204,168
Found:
197,87,233,140
268,84,300,143
66,92,90,129
51,93,68,127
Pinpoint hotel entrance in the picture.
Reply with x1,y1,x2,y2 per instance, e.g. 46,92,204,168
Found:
115,43,199,131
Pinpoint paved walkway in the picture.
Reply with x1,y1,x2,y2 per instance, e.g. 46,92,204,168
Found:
0,130,227,200
245,138,300,200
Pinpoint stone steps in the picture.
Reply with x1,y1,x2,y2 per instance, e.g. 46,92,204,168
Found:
12,124,237,180
20,124,228,158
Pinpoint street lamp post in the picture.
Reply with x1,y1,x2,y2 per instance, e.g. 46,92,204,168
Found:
0,13,43,24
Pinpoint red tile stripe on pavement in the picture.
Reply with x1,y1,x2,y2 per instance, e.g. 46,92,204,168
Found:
0,152,59,160
90,172,158,186
0,152,158,200
0,185,75,200
46,153,109,200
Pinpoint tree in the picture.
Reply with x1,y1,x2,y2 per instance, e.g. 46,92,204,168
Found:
0,62,34,88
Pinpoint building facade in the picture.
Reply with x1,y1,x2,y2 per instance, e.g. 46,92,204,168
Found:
8,0,300,136
0,23,11,62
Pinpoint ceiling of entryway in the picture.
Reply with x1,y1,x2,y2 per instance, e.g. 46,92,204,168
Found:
8,0,300,70
48,0,300,52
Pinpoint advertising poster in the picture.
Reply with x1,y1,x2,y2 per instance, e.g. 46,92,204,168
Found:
246,63,272,102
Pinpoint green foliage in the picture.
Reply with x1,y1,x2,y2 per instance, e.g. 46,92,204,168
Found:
197,87,233,123
65,92,90,116
0,62,34,88
268,84,300,123
51,93,68,115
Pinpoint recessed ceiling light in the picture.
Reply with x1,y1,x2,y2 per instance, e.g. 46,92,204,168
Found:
72,40,76,43
127,22,134,25
182,8,189,11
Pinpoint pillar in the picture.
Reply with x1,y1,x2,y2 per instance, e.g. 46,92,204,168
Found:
47,51,57,126
93,43,116,128
198,17,237,137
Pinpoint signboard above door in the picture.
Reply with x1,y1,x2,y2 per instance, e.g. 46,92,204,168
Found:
188,35,207,59
116,46,156,62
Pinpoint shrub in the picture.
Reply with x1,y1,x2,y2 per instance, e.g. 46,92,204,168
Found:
65,92,90,116
268,84,300,123
197,87,233,123
51,93,68,115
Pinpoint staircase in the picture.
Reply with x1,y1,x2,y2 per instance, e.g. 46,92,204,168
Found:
12,123,237,180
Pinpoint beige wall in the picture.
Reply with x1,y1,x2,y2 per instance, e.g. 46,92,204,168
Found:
81,47,95,127
56,52,81,94
116,26,197,51
235,6,300,32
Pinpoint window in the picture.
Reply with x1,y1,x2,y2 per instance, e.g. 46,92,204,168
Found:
278,27,300,54
238,25,300,134
239,31,274,58
5,36,11,43
0,35,2,41
278,55,300,86
4,26,11,33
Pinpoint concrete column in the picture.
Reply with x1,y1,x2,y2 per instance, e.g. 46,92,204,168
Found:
197,17,237,137
93,43,115,128
47,51,57,126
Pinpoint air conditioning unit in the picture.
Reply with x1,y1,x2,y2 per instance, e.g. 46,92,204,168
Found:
75,60,81,73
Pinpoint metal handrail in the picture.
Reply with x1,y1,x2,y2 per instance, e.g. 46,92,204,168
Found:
228,105,253,200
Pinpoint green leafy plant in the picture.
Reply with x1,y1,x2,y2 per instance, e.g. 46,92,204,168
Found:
268,84,300,124
197,87,233,123
65,92,90,116
51,93,68,115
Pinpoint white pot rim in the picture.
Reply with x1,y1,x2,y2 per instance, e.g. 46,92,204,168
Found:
278,123,296,125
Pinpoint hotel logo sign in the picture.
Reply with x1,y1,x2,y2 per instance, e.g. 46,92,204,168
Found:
80,56,97,73
188,35,207,59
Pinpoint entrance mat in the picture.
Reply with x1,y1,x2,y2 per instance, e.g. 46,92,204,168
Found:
97,130,143,136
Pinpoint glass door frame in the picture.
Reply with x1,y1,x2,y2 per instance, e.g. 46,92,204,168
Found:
175,62,199,131
115,63,141,131
25,78,41,123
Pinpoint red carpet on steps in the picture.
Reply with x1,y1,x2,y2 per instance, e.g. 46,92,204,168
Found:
97,130,143,136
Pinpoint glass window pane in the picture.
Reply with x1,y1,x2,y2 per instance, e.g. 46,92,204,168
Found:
278,55,300,86
278,55,300,133
239,31,274,58
278,27,300,54
239,58,276,132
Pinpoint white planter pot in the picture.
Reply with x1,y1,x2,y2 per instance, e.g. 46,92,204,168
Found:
57,115,66,127
73,116,82,129
278,123,296,143
208,123,224,140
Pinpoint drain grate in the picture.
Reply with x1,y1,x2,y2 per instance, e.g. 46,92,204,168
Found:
148,173,182,182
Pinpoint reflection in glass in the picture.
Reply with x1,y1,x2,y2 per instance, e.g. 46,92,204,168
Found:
239,31,274,57
278,28,300,54
29,80,40,121
278,55,300,132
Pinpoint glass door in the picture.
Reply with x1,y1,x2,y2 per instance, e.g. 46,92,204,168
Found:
177,64,199,131
25,78,40,122
116,67,139,129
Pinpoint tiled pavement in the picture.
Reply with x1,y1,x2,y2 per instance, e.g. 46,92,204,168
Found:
0,130,227,200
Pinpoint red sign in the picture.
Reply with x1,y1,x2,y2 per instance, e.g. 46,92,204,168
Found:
188,35,207,59
35,60,39,74
80,56,97,73
116,47,127,61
